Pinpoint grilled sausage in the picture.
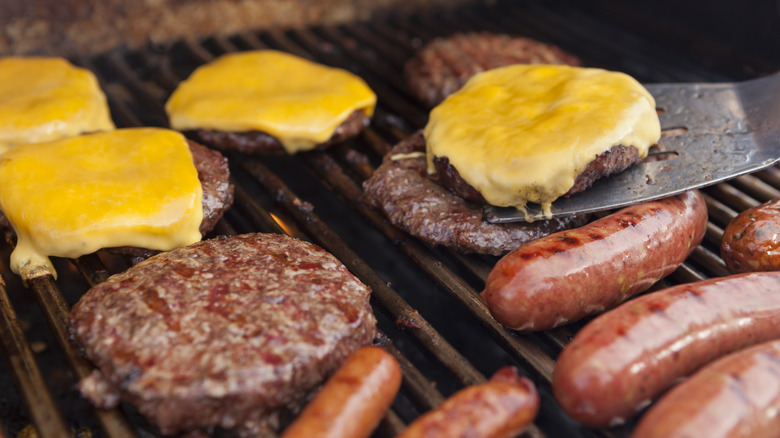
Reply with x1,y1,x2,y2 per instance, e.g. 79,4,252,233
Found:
721,199,780,273
481,190,707,331
552,272,780,428
280,346,402,438
633,339,780,438
397,366,539,438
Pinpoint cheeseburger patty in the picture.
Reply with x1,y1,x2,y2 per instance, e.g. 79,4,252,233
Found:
186,110,369,155
433,145,642,205
70,233,377,435
405,32,582,107
362,131,588,256
0,140,234,260
189,140,234,234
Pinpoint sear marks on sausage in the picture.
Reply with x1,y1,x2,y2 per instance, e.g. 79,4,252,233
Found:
633,339,780,438
433,144,642,204
553,271,780,428
397,366,540,438
186,110,369,155
481,190,708,331
721,198,780,273
70,233,377,436
279,346,401,438
405,32,582,107
362,131,588,256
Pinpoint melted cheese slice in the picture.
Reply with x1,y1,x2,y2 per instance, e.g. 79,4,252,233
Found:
0,57,115,154
166,50,376,154
0,128,203,279
425,64,660,214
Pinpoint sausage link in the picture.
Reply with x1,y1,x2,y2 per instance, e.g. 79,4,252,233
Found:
552,272,780,428
481,190,707,331
721,199,780,273
398,366,539,438
633,339,780,438
280,346,401,438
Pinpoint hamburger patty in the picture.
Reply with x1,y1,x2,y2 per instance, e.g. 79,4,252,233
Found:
186,110,369,155
433,145,642,204
405,32,582,107
362,131,588,256
70,233,377,435
188,140,234,235
0,140,233,260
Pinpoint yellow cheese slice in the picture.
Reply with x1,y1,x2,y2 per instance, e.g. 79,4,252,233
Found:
166,50,377,154
0,57,115,154
424,64,660,214
0,128,203,279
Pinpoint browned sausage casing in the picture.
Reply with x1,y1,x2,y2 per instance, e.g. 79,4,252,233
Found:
280,346,401,438
481,190,707,331
721,199,780,273
398,366,539,438
553,272,780,428
633,339,780,438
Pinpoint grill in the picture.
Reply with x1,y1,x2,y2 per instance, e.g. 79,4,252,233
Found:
1,1,779,437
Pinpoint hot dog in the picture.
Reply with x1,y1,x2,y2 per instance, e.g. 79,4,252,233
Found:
633,339,780,438
397,366,539,438
721,199,780,273
280,346,401,438
481,190,707,331
553,272,780,428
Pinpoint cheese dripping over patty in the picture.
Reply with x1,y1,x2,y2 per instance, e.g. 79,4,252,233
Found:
0,128,203,279
0,57,115,154
424,64,660,216
165,50,376,154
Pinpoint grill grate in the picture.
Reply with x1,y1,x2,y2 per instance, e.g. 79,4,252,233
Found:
1,1,779,437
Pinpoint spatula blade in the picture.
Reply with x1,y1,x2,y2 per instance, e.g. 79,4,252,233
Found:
485,73,780,223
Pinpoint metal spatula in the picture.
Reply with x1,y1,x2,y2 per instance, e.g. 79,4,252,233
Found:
485,72,780,223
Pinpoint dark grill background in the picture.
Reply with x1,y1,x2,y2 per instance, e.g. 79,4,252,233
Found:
1,1,779,437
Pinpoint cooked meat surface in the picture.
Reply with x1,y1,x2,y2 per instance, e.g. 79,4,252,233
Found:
70,233,377,435
188,140,234,235
0,140,232,248
362,131,587,256
405,32,582,107
187,110,369,155
433,145,641,204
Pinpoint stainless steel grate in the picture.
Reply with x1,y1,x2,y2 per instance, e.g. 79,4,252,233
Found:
1,1,778,437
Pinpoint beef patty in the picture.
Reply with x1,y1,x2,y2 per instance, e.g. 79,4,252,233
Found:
433,145,642,204
70,233,377,435
0,140,233,259
186,110,369,155
189,140,234,234
362,131,588,256
405,32,582,107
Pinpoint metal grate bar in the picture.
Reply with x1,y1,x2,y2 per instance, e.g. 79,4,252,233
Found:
0,275,69,438
730,174,780,202
705,183,761,212
704,194,740,227
26,275,136,438
72,255,111,287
